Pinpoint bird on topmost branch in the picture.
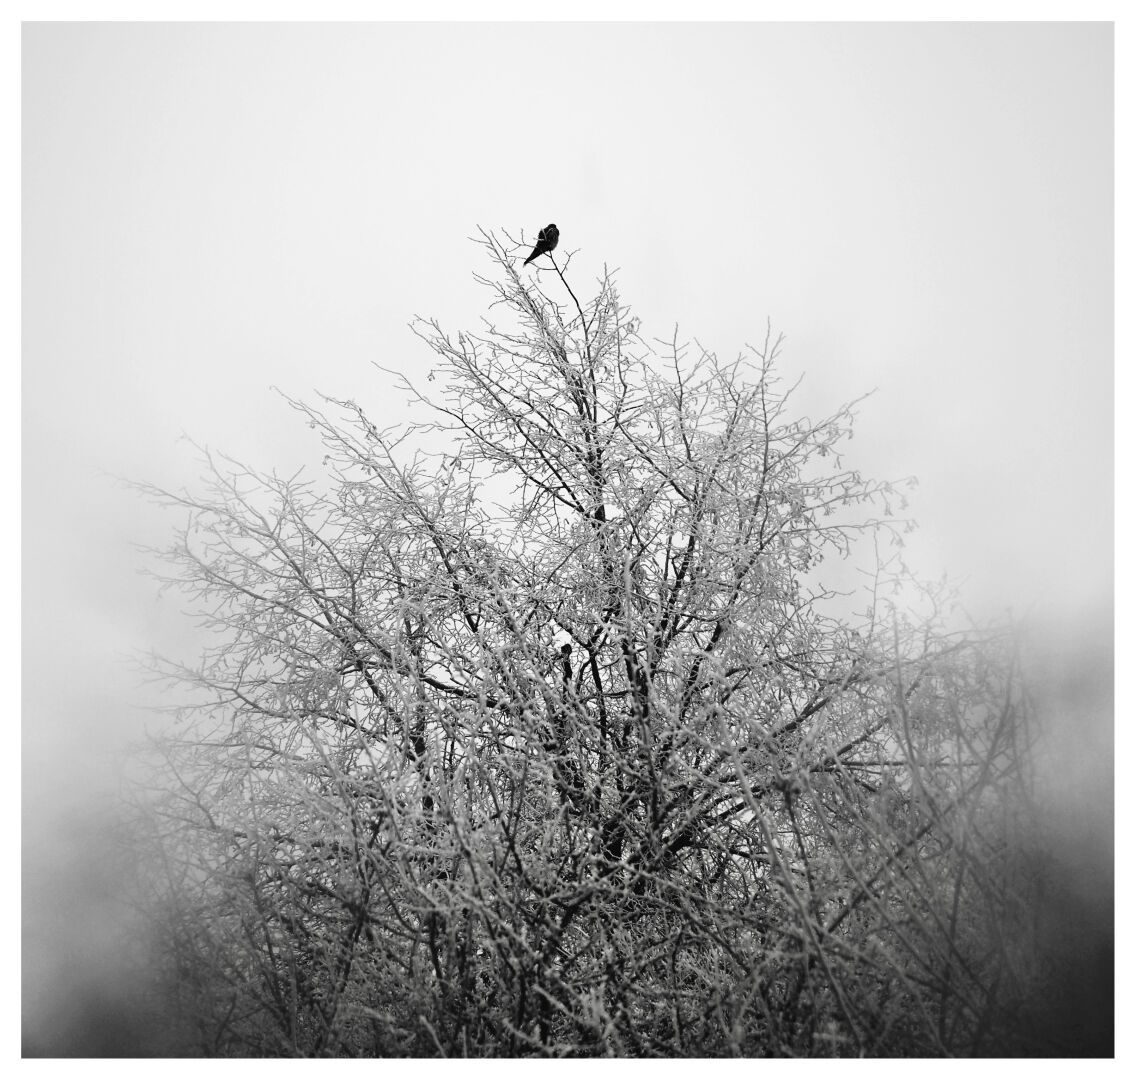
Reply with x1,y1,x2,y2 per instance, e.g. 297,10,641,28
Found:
523,223,559,266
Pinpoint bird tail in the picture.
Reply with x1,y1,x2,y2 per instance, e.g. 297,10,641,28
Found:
523,252,537,266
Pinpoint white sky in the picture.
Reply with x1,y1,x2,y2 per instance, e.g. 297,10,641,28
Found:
18,16,1117,1056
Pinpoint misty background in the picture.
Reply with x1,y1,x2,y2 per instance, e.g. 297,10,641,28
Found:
22,22,1112,1054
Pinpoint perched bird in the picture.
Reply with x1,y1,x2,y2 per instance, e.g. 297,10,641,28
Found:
523,223,559,266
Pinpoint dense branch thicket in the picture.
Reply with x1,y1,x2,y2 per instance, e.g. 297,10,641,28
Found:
133,231,1047,1056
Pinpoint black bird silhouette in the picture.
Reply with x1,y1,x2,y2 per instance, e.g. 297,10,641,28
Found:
523,223,559,266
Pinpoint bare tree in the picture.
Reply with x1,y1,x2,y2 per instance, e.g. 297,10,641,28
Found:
132,230,1044,1056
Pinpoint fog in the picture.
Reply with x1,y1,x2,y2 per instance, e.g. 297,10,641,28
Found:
22,21,1113,1055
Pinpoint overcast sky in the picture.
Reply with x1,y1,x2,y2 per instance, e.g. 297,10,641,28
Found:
21,20,1113,1051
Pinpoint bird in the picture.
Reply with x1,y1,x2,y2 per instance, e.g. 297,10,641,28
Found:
523,223,559,266
559,642,572,684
